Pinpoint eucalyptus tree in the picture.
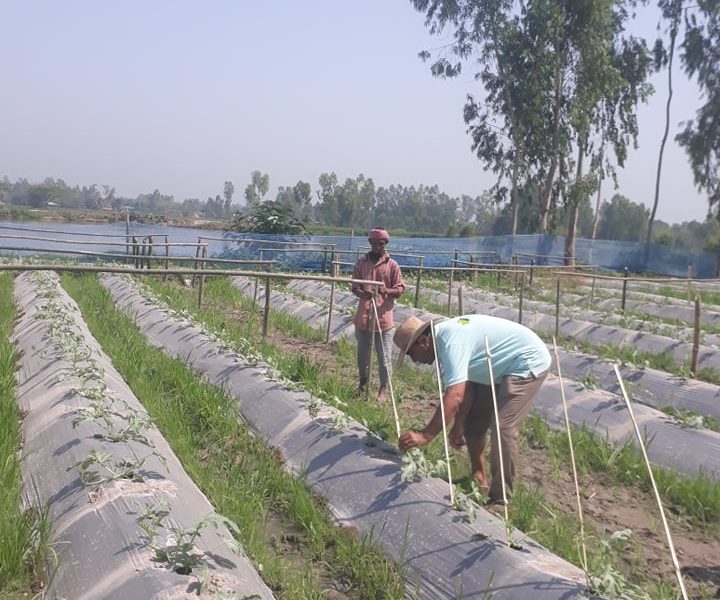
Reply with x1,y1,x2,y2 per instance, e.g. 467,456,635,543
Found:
676,0,720,217
561,0,652,264
413,0,540,235
316,172,339,225
335,174,376,230
223,181,234,217
644,0,683,266
243,171,269,207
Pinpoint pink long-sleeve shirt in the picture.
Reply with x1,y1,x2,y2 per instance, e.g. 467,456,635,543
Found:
351,251,405,331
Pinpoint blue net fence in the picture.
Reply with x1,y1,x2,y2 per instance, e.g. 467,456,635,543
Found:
216,233,718,278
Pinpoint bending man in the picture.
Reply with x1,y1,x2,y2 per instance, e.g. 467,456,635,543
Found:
394,314,551,505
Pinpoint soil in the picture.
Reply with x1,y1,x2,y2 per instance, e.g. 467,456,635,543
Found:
259,325,720,598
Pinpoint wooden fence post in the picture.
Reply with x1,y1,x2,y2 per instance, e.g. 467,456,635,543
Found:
414,256,424,308
691,295,701,376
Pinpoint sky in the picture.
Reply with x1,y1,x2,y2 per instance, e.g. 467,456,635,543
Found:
0,1,709,225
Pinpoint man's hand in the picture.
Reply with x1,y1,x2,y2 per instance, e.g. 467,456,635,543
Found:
355,288,373,299
399,430,433,451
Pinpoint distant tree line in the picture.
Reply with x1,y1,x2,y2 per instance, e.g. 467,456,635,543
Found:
2,172,716,255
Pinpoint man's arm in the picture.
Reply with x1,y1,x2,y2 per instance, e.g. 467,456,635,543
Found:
351,259,372,298
399,382,466,450
380,261,406,298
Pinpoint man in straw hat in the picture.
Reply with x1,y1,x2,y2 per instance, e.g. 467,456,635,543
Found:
351,227,405,403
394,314,551,505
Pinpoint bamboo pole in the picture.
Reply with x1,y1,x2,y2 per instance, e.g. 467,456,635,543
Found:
552,338,588,573
612,364,689,600
691,295,701,376
325,255,337,343
484,336,511,535
621,266,629,312
146,235,154,270
192,237,202,286
197,246,207,309
253,249,264,310
447,259,455,316
163,234,169,279
370,298,401,438
262,272,272,338
518,272,525,325
366,288,377,402
430,321,454,505
555,276,561,339
457,285,464,316
414,256,424,308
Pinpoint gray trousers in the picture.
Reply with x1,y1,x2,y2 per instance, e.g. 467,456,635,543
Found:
355,327,394,388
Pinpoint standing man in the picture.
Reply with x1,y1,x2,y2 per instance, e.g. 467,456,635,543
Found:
351,228,405,403
393,314,551,506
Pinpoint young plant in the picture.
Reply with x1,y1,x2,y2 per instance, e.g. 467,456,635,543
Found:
138,501,245,589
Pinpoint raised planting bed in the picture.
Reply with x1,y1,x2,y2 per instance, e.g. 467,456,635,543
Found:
12,270,273,600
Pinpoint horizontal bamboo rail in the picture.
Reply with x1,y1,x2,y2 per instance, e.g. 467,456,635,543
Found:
0,224,168,238
0,234,204,248
0,263,382,288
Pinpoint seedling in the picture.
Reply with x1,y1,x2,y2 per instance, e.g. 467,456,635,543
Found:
400,448,447,483
71,449,164,487
138,502,245,589
579,370,598,391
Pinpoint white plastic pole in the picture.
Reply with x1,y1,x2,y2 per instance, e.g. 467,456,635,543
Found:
612,364,689,600
430,321,455,505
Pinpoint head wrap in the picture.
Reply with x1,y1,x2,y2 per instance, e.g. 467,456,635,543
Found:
368,228,390,242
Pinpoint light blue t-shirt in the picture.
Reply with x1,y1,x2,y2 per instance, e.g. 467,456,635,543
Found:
435,315,552,389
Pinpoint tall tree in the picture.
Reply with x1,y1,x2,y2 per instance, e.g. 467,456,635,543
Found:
414,0,540,235
244,171,269,207
597,193,650,241
645,0,683,265
676,1,720,217
223,181,235,217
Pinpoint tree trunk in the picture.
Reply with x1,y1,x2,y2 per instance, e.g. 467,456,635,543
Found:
539,53,565,234
510,147,523,235
565,143,586,266
591,174,602,240
645,26,676,268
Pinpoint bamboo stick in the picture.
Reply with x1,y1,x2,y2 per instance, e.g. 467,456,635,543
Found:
370,298,401,439
552,337,588,573
484,336,510,529
430,321,454,505
612,364,689,600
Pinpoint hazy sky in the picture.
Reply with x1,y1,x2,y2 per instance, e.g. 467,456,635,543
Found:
1,1,709,225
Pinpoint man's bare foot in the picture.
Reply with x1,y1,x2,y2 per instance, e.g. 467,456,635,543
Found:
376,387,387,403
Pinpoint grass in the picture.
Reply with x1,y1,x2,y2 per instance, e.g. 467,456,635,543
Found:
61,272,407,599
0,273,53,599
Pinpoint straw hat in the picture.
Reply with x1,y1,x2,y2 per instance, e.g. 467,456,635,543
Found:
393,315,431,367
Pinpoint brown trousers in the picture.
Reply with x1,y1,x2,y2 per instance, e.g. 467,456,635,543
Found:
462,371,548,503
